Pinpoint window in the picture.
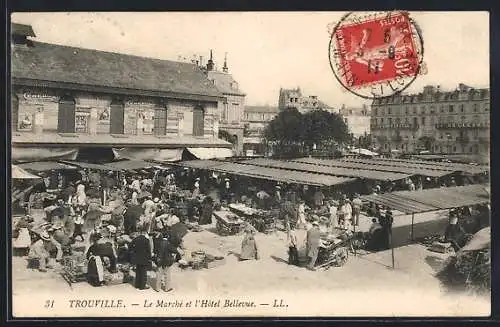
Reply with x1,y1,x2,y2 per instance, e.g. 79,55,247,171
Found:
452,146,456,152
405,117,409,124
485,102,489,111
388,107,391,115
413,117,418,126
440,105,444,113
405,107,409,114
440,133,443,139
380,118,384,125
461,116,466,123
421,106,426,114
473,129,479,139
460,104,464,112
412,106,417,114
474,115,480,123
110,99,125,134
388,118,392,125
222,102,228,120
12,93,19,130
449,105,454,112
154,107,167,136
448,116,454,123
473,103,478,112
421,117,425,125
289,98,293,103
430,106,435,113
381,108,385,115
192,106,205,136
58,95,76,133
373,108,377,115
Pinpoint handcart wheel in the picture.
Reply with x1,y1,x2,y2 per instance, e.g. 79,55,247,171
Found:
335,247,349,267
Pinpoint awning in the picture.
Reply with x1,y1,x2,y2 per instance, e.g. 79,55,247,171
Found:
211,162,354,187
11,165,41,179
461,227,490,252
60,160,122,172
186,147,234,160
243,158,410,181
17,161,78,172
176,160,223,170
112,148,183,162
105,160,161,171
294,157,455,178
12,147,79,162
349,148,379,156
361,184,490,215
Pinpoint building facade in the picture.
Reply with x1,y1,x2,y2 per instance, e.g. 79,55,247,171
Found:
11,23,232,163
242,105,279,155
278,87,335,114
338,104,371,138
370,84,490,158
201,51,246,155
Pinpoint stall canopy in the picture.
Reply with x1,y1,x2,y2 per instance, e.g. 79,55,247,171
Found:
59,160,123,172
210,162,354,187
242,158,410,181
112,148,183,162
186,148,234,160
361,184,490,215
293,157,455,178
17,161,77,172
11,165,41,179
105,160,161,171
12,147,79,162
177,160,224,170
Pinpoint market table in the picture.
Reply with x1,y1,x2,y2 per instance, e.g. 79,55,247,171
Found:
213,210,245,236
228,203,277,234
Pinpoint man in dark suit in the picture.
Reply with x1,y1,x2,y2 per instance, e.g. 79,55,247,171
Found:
154,235,181,292
129,227,152,290
123,200,143,235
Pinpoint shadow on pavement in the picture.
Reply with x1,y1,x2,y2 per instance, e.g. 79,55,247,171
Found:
425,255,446,273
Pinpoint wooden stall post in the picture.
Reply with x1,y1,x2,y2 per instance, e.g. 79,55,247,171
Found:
390,228,395,269
411,213,415,241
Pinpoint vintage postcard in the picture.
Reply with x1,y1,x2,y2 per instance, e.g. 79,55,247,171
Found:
10,11,490,318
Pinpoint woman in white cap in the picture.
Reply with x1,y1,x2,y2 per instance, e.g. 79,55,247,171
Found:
240,224,259,261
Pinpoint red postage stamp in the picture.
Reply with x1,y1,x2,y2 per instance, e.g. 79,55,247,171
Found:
329,11,424,99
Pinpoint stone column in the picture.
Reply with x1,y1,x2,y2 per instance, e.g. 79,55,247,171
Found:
89,107,98,135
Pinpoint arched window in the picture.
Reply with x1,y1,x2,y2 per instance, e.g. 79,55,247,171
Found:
12,93,19,130
110,99,125,134
192,106,205,136
58,95,76,133
154,106,167,136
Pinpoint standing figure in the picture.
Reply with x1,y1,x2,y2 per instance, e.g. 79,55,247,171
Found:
240,225,259,261
287,229,299,266
306,221,321,270
297,200,307,229
351,194,362,227
129,227,152,290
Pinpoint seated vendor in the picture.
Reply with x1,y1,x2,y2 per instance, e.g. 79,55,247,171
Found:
28,230,62,272
86,230,118,286
368,218,382,235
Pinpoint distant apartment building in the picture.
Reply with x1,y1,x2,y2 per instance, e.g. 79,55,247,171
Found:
242,105,279,155
278,87,335,114
370,84,490,159
338,104,371,138
200,51,246,155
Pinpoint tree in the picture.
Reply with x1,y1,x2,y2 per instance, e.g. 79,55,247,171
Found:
263,108,349,157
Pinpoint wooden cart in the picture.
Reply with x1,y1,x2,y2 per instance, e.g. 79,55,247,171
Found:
60,255,88,289
315,233,355,270
213,210,244,236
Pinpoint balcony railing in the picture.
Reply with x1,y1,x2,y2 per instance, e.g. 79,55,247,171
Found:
371,124,419,130
435,122,490,129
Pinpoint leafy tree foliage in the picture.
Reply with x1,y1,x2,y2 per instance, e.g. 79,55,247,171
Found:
263,108,349,156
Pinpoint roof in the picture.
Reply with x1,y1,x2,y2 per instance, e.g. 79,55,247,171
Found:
12,41,223,100
206,70,245,96
12,23,36,37
17,161,77,172
11,165,41,179
361,184,490,215
242,158,410,181
12,131,232,148
59,160,122,171
177,160,354,186
105,160,165,171
293,157,454,178
245,105,279,114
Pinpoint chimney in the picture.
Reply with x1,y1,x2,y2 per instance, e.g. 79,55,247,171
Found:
222,52,228,73
206,49,214,71
199,56,203,67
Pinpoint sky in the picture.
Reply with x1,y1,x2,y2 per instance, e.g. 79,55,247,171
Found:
11,12,489,108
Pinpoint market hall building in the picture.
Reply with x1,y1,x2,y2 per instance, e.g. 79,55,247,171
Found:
11,23,233,164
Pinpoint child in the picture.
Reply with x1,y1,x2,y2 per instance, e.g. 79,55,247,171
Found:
288,229,299,266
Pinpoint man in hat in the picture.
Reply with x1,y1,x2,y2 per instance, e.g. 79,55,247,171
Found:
313,187,325,209
28,230,62,272
154,234,178,292
306,221,321,270
124,199,143,235
379,209,394,250
351,194,362,227
129,226,153,290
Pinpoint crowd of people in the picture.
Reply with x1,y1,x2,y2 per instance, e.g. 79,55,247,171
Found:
12,162,491,287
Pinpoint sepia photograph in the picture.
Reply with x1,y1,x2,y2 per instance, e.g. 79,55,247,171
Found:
9,11,490,318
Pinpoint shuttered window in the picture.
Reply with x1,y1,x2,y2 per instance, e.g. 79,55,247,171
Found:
110,99,125,134
154,107,167,136
12,94,19,130
58,95,76,133
192,106,205,136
